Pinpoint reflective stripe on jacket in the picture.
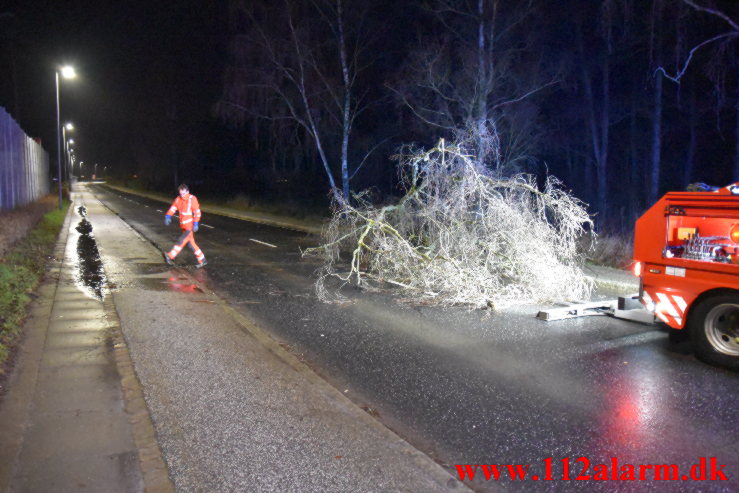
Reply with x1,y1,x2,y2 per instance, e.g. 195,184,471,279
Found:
167,193,202,230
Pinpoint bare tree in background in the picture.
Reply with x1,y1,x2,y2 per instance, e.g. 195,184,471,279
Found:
647,0,665,205
390,0,558,175
218,0,379,202
574,0,640,220
654,0,738,183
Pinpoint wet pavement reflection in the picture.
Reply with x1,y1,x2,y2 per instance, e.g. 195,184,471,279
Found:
131,276,205,294
73,206,106,300
103,261,210,295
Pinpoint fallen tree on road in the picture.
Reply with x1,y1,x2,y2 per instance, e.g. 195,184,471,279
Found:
304,140,594,309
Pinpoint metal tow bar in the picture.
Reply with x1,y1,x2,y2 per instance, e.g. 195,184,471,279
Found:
536,294,655,324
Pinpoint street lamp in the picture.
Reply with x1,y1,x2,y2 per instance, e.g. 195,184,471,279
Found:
55,65,76,209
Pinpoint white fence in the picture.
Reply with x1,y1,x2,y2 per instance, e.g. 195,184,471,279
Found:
0,106,50,211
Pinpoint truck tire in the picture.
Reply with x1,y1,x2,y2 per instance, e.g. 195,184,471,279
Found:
688,294,739,370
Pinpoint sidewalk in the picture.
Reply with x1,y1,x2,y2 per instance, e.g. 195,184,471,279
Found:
0,193,171,492
0,188,462,491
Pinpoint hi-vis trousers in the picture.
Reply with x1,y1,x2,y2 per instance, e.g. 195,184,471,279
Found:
166,229,206,264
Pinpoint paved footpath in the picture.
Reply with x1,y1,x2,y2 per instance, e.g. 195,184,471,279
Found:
0,189,171,492
0,184,464,492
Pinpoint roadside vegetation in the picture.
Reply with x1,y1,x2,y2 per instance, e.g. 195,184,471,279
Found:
223,193,327,223
0,199,67,376
584,232,634,270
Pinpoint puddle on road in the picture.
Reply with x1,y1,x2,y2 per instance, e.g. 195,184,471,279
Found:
74,206,106,300
134,277,204,293
72,206,208,297
129,262,178,275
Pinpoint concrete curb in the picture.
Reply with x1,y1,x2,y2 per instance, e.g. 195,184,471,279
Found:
583,264,639,293
103,292,175,493
589,277,639,292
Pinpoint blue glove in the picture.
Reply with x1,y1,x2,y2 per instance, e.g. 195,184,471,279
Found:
696,182,719,192
164,215,172,226
193,222,199,232
687,182,718,192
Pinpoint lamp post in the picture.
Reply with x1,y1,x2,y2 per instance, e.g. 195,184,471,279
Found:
67,138,74,180
63,123,73,180
55,65,76,209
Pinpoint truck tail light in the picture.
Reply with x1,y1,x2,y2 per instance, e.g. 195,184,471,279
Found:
730,224,739,243
632,261,642,277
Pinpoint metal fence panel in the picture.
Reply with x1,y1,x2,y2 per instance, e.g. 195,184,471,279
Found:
0,106,50,211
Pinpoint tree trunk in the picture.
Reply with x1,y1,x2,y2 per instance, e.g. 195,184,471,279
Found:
629,94,640,221
565,147,574,189
578,24,609,222
475,0,488,166
649,72,663,204
580,63,608,219
337,0,351,202
683,87,697,188
597,56,609,220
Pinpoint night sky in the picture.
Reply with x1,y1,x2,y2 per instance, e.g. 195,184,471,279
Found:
1,0,226,176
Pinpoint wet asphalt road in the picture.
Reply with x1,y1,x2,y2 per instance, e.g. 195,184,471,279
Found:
90,184,738,491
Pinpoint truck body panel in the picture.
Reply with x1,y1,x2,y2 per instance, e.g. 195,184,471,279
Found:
634,187,739,329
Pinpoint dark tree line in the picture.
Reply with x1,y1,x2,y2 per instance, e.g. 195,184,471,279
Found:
0,1,735,231
214,0,737,231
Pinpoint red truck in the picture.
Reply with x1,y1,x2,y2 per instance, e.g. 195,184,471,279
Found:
633,184,739,369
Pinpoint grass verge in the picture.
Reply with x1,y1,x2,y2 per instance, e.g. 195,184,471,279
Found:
0,202,68,375
584,232,634,270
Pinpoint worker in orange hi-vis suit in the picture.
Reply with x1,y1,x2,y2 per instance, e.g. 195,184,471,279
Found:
163,184,207,268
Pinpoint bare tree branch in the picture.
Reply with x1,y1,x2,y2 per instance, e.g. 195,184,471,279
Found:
349,136,394,181
385,84,458,131
655,31,738,83
682,0,739,31
655,1,738,83
490,79,560,110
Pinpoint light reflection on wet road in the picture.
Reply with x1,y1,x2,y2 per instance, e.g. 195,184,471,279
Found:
90,184,739,491
71,204,107,300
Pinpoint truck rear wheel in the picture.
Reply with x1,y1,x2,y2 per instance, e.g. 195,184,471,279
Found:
688,294,739,370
